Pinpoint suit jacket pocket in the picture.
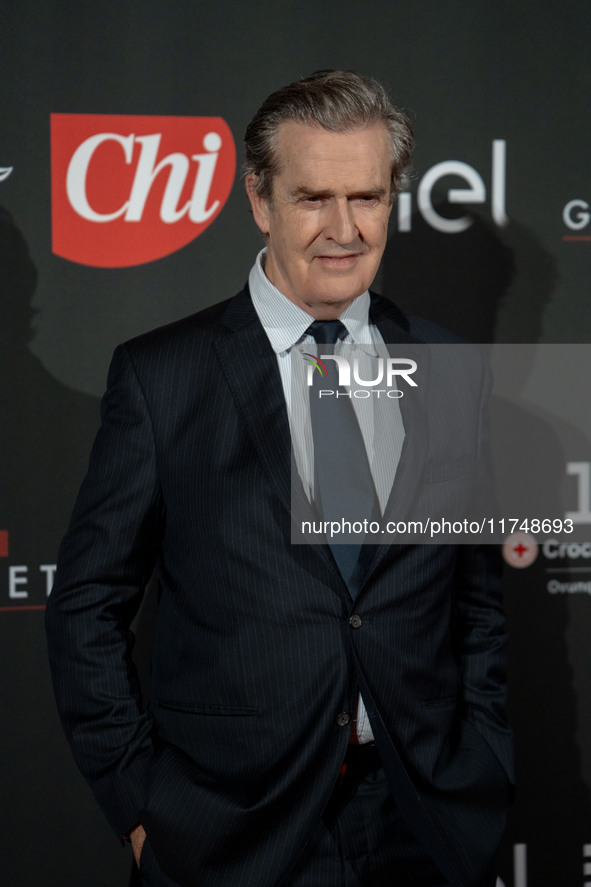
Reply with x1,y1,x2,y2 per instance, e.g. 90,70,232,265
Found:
157,699,259,715
423,455,471,484
421,695,459,710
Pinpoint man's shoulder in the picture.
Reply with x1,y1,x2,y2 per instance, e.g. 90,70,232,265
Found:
369,292,487,390
121,287,253,359
369,291,467,345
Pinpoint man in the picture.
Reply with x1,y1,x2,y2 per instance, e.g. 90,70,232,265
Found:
46,71,513,887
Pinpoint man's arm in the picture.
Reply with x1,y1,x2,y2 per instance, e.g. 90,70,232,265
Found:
452,542,514,782
452,355,514,784
45,344,164,838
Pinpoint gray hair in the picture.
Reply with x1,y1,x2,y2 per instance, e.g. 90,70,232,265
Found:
244,70,414,202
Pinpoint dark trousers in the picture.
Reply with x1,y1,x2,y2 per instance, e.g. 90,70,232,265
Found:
281,746,449,887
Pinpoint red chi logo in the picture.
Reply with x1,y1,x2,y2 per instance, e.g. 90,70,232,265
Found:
51,114,236,267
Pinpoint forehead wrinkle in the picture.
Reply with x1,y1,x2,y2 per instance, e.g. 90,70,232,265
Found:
270,123,393,205
275,122,391,165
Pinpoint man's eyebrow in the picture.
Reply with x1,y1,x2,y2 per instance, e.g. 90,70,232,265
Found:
350,187,388,198
291,186,332,198
291,186,388,198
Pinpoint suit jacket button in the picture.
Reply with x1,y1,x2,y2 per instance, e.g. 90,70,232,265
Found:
349,614,362,629
336,711,351,727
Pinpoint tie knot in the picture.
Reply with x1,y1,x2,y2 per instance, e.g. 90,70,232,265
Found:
307,319,347,345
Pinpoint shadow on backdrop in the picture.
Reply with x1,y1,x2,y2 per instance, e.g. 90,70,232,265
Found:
381,202,553,343
0,207,136,886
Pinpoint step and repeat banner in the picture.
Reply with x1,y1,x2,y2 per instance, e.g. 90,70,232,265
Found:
2,2,590,885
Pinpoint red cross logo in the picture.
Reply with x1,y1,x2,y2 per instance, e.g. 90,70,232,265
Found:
503,533,538,568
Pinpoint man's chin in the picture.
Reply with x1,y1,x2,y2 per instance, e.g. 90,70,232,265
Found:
315,280,371,304
302,290,367,319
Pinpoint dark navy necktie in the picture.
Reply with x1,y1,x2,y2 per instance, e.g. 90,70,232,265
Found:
307,320,378,586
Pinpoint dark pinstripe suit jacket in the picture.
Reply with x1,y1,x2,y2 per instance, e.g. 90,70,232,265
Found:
46,288,513,887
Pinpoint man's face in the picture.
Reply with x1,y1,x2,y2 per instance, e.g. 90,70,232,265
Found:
247,122,394,319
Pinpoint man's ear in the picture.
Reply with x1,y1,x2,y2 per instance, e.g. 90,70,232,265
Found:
245,174,271,235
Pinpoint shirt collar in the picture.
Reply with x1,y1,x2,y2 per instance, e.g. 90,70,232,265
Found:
248,248,376,355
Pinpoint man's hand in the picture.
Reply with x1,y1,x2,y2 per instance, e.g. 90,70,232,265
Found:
129,823,147,868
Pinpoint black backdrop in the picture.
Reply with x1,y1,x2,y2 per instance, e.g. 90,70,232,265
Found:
2,2,590,885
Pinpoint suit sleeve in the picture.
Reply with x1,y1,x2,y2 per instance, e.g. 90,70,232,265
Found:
452,356,515,785
45,343,164,837
453,543,514,781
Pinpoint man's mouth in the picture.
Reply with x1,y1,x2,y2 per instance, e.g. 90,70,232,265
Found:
315,253,361,268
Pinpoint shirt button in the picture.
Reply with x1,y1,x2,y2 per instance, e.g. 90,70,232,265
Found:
336,711,351,727
349,614,362,629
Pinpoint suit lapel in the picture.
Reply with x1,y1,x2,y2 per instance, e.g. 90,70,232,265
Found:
214,289,341,580
214,289,293,512
381,347,430,526
353,295,432,591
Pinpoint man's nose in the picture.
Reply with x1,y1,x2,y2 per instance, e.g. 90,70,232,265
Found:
324,199,358,243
